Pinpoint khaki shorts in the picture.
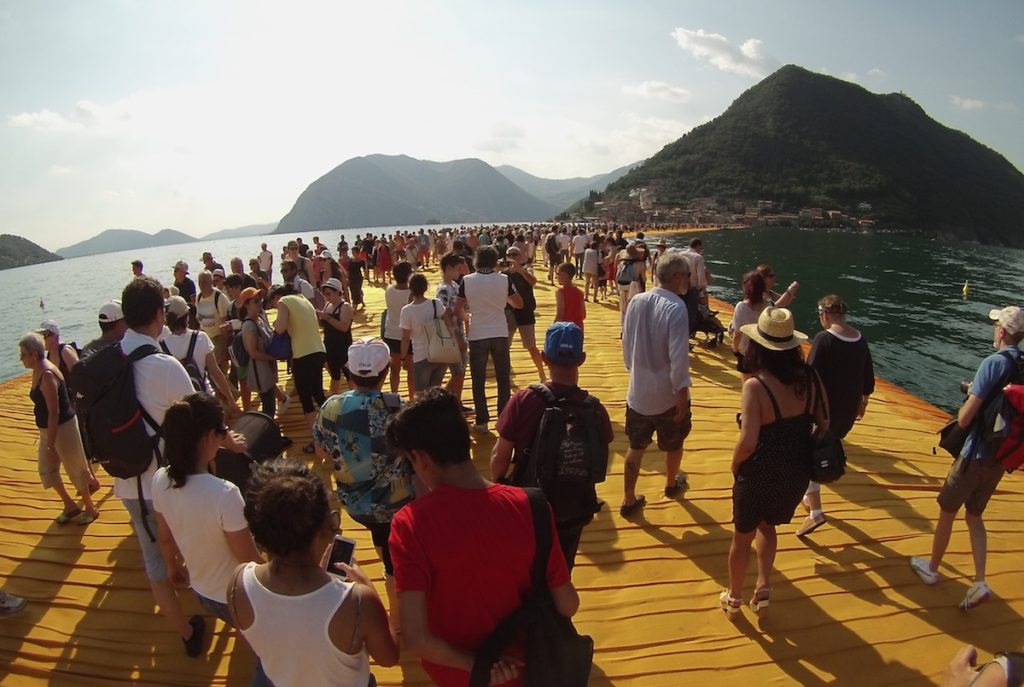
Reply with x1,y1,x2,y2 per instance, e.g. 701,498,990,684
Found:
38,419,92,493
937,456,1005,516
626,405,692,452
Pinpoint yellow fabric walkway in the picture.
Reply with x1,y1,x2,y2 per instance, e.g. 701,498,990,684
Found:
2,263,1023,686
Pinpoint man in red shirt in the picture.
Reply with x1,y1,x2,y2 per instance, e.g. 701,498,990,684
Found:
491,322,612,571
387,388,579,687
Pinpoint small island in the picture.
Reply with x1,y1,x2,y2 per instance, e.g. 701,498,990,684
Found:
0,234,62,270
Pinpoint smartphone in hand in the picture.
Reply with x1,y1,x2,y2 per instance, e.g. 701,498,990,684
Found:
328,535,356,578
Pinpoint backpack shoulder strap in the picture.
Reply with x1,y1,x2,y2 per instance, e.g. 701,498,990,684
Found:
126,345,162,434
529,383,558,406
159,341,171,355
525,487,553,593
186,331,199,362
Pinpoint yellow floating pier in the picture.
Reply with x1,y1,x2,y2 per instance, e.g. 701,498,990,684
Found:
2,263,1023,686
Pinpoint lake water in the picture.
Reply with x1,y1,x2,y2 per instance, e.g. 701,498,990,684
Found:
1,224,1020,413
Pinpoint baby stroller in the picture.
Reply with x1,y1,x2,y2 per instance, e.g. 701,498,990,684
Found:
211,411,285,491
682,289,727,348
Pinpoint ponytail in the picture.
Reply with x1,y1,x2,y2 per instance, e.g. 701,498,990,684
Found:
161,393,225,488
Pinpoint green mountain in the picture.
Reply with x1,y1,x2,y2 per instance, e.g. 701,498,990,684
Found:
606,65,1024,247
0,234,62,270
496,161,642,211
275,155,560,234
57,228,197,259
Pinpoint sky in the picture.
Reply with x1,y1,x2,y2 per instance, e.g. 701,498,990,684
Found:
1,0,1022,250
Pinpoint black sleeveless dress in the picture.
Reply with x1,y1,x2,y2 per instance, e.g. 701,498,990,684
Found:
733,375,814,533
322,301,353,380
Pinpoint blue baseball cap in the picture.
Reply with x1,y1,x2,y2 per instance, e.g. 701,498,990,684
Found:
544,322,584,365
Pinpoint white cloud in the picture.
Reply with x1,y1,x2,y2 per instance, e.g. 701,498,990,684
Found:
8,109,85,133
48,165,73,176
841,72,860,83
670,28,778,79
951,95,986,111
623,80,691,103
867,68,886,80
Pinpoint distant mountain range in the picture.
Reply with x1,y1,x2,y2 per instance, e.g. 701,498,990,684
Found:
55,223,278,259
606,64,1024,247
495,162,642,211
0,234,62,270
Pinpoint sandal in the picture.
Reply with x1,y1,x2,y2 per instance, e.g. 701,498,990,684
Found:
619,495,646,518
55,508,82,525
796,513,827,537
720,590,742,616
72,511,98,526
750,586,771,613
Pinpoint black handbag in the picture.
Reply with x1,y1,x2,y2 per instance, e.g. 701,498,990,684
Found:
470,489,593,687
937,418,973,459
809,370,846,483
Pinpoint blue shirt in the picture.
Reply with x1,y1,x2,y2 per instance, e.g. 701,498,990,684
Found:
963,346,1022,460
312,390,413,523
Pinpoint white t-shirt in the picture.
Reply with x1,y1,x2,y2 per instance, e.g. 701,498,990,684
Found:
115,329,195,501
151,468,248,603
731,300,767,353
161,330,215,392
258,249,273,274
458,270,517,341
557,233,571,251
399,298,443,363
571,234,589,255
383,285,411,340
196,290,228,339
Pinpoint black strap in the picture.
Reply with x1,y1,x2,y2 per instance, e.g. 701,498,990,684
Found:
137,475,156,543
755,377,783,422
808,367,825,419
525,488,553,594
186,331,198,363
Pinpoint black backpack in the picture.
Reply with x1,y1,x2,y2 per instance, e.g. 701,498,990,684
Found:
510,385,608,524
545,233,559,256
69,343,162,480
470,488,594,687
160,331,205,392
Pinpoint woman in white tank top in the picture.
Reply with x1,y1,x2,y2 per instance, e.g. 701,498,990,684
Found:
229,460,399,687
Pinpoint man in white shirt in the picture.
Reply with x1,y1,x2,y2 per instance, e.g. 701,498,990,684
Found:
571,230,589,276
117,277,246,656
556,227,572,264
455,246,523,431
280,259,316,301
682,238,713,304
620,253,693,517
258,243,274,280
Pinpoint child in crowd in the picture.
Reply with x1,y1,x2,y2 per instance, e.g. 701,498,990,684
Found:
555,263,586,332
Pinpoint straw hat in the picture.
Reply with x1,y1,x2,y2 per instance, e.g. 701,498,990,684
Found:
740,307,807,351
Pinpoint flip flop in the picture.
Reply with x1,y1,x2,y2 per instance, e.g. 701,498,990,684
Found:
55,508,82,525
72,511,98,526
619,495,646,518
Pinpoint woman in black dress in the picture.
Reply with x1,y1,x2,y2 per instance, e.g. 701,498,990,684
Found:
722,307,829,617
796,294,874,536
318,277,355,396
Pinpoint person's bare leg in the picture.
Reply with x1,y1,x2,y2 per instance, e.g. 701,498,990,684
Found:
754,523,778,591
622,447,645,506
150,577,192,639
728,529,757,599
929,507,958,573
664,448,683,489
389,355,401,394
527,346,545,382
446,373,465,402
964,511,988,582
53,479,77,513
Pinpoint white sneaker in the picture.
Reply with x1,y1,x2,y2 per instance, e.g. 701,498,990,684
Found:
959,581,992,610
910,556,939,585
0,590,27,615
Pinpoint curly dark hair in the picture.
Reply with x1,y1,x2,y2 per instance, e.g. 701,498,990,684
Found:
244,459,330,558
385,387,470,467
162,393,224,488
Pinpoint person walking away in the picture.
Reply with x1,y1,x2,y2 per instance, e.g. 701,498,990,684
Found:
682,238,713,305
619,252,692,517
455,246,523,432
400,274,461,393
615,244,643,328
230,460,399,686
19,332,99,525
554,263,586,331
436,253,471,407
313,338,415,626
796,295,875,537
571,230,588,275
503,247,545,383
491,323,613,571
582,241,600,301
386,389,578,686
383,262,414,397
722,307,825,617
910,306,1024,610
319,278,355,396
269,285,327,452
152,393,265,667
731,271,770,380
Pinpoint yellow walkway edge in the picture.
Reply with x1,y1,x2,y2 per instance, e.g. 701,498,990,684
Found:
2,261,1022,686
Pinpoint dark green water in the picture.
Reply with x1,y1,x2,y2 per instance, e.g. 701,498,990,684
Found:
662,226,1024,413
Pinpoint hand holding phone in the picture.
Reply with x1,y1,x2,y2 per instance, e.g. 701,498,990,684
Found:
327,535,356,578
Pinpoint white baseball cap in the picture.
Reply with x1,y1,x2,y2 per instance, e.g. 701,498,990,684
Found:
990,306,1024,336
346,337,391,377
98,300,123,323
38,320,60,338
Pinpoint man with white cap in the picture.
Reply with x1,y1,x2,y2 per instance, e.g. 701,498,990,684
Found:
911,305,1024,610
38,320,78,384
81,301,128,358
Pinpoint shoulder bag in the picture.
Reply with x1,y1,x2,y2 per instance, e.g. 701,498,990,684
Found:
425,300,462,364
809,368,846,483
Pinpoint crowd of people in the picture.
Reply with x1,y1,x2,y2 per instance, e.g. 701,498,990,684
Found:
7,222,1023,687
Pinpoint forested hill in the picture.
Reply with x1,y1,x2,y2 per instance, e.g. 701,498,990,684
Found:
606,65,1024,247
0,234,62,270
